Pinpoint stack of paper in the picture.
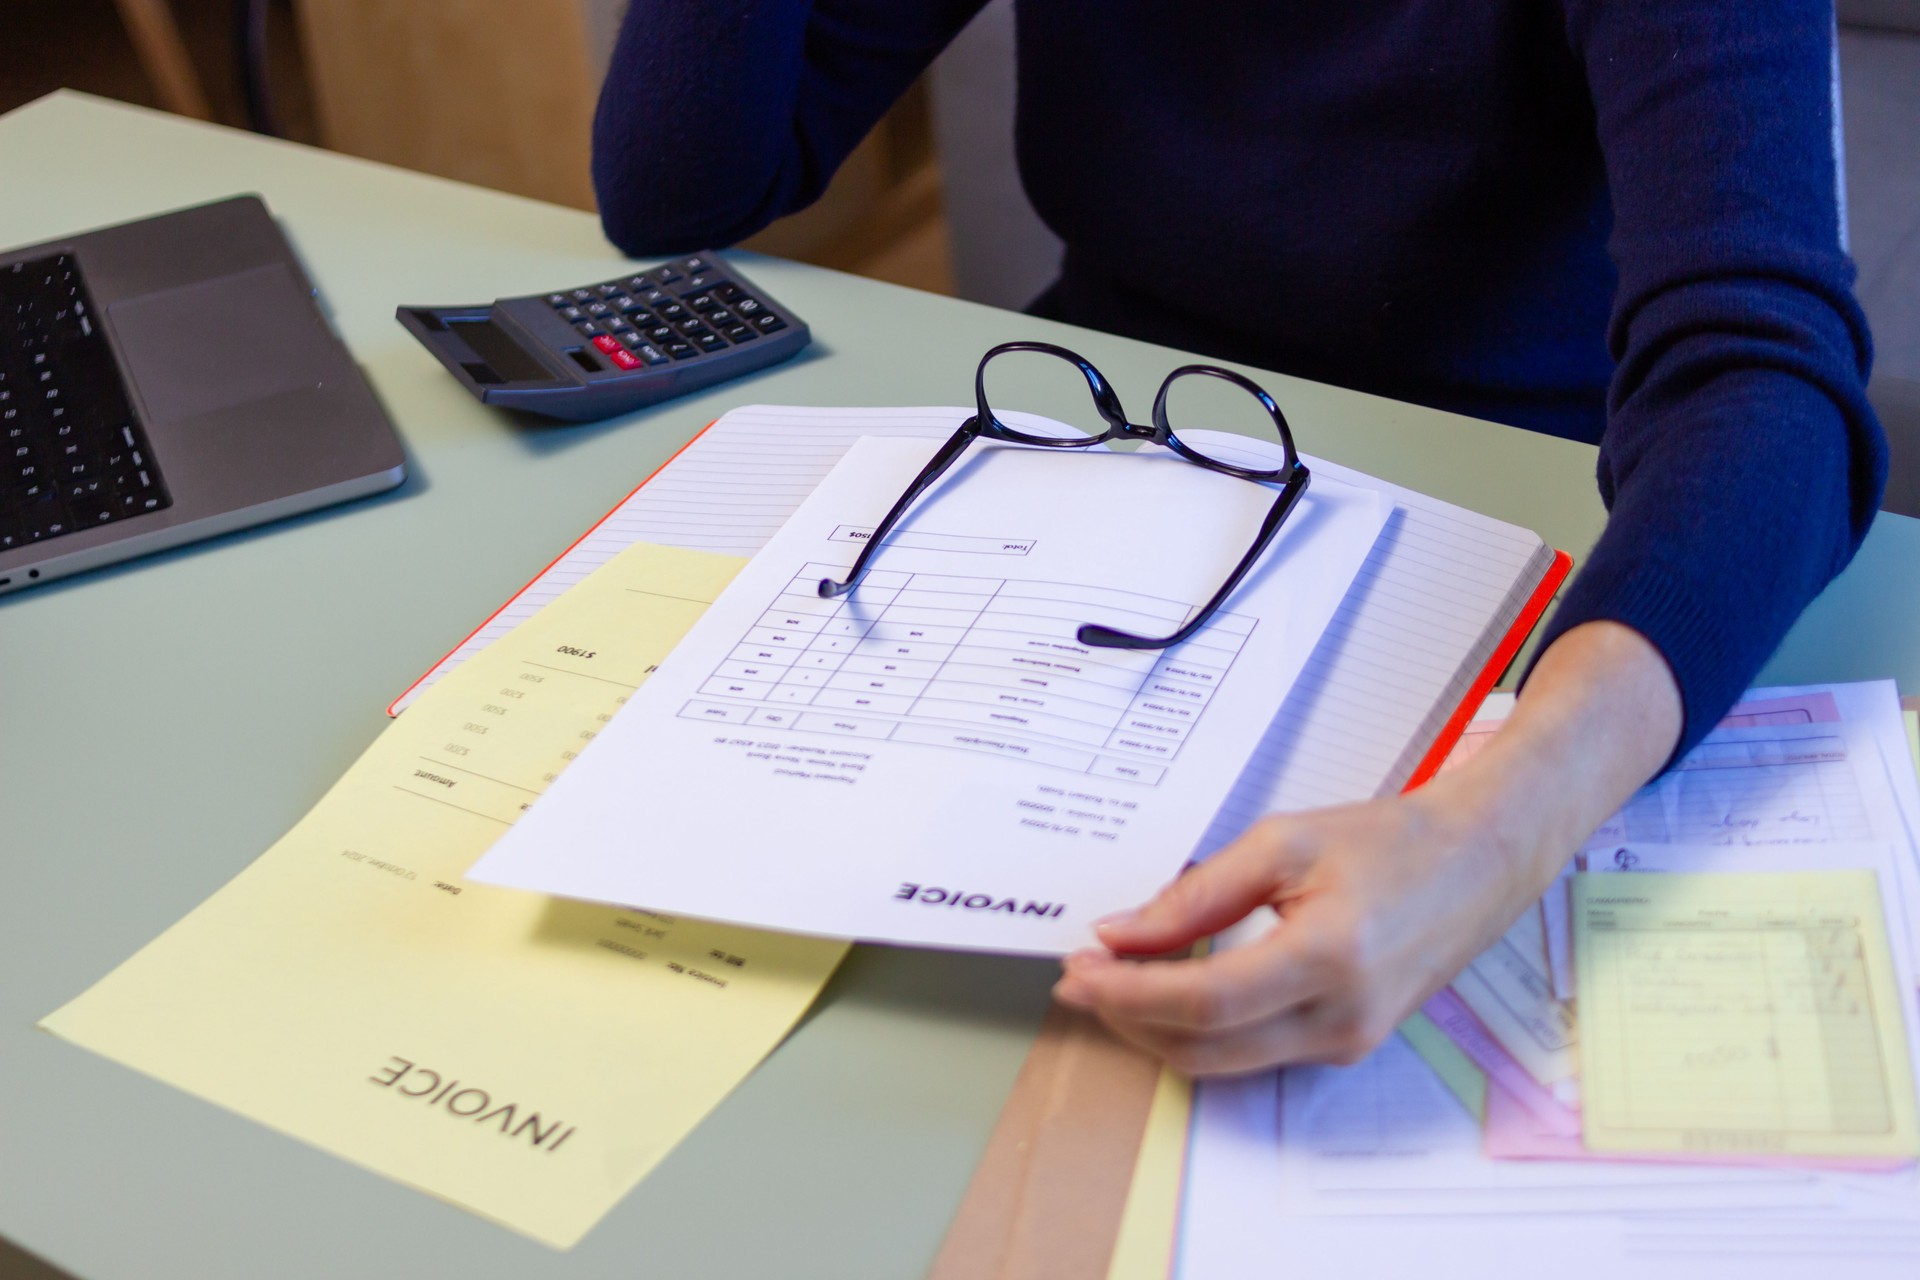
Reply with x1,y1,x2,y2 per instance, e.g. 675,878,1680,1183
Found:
1178,681,1920,1278
37,402,1566,1246
464,434,1393,952
444,411,1561,955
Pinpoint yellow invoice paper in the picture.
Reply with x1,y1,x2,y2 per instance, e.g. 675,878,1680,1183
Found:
40,543,849,1249
1574,871,1920,1160
1105,1067,1194,1280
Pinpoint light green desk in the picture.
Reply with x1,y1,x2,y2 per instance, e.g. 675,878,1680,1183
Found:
3,92,1916,1280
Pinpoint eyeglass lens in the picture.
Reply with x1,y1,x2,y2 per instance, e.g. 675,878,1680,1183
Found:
977,347,1117,443
1155,370,1298,473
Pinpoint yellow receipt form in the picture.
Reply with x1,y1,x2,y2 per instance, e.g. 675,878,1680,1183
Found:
1574,871,1919,1160
40,543,849,1249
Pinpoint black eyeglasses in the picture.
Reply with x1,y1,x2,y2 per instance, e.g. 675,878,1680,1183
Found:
818,341,1311,650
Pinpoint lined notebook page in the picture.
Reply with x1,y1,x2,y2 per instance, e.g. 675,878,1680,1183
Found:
391,406,1553,840
1167,432,1552,853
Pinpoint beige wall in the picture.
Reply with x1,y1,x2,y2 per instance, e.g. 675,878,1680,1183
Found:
292,0,942,269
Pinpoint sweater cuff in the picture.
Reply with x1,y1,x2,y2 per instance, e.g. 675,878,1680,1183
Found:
1526,546,1734,768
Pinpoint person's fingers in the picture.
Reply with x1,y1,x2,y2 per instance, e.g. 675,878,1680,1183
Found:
1053,919,1338,1034
1094,815,1320,955
1102,999,1386,1076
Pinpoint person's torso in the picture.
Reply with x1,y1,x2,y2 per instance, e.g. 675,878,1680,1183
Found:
1012,0,1617,440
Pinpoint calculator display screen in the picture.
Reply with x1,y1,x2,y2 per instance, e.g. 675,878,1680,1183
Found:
449,319,554,384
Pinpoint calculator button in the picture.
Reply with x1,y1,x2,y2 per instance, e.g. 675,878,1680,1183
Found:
635,344,671,365
694,331,728,352
626,275,650,290
607,316,633,333
576,321,603,337
686,292,719,313
707,308,735,327
657,302,689,321
624,309,656,327
558,305,584,321
547,293,568,307
682,255,711,273
610,294,636,310
642,288,670,306
716,284,747,303
597,283,621,296
664,341,697,360
572,288,594,301
592,334,623,355
650,266,684,285
610,347,643,370
734,297,763,316
585,301,610,316
753,313,787,332
722,323,756,342
645,324,675,342
679,274,719,294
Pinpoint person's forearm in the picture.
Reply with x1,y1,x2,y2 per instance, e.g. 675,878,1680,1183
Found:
1417,619,1681,906
1536,0,1883,757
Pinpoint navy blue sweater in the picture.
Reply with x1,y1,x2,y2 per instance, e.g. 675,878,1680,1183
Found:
592,1,1887,757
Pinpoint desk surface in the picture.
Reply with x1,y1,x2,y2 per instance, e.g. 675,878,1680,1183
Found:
4,92,1917,1280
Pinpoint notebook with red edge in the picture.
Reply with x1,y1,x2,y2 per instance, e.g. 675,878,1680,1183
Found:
390,405,1572,823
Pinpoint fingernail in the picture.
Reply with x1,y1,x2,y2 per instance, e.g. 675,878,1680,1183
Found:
1054,976,1092,1006
1095,908,1140,931
1065,947,1114,969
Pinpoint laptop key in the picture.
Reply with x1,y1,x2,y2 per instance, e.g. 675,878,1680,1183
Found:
1,253,171,553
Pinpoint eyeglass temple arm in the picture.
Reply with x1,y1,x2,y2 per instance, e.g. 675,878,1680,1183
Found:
819,424,980,598
1078,468,1311,650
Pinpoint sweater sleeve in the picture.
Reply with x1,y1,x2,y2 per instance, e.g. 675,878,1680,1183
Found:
1530,0,1887,759
592,0,986,254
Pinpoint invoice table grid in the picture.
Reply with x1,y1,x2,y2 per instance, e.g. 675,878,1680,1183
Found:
678,563,1256,784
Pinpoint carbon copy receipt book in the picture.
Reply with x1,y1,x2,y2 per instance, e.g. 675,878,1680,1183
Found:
40,543,846,1250
470,434,1390,954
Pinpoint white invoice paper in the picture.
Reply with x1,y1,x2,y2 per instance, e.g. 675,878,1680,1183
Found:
469,435,1388,953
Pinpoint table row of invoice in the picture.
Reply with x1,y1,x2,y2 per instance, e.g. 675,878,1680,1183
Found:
678,565,1256,785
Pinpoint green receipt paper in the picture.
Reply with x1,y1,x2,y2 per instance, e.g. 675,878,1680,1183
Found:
40,543,849,1249
1574,871,1920,1160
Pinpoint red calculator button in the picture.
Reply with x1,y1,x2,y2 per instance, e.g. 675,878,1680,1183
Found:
610,348,643,370
591,334,622,355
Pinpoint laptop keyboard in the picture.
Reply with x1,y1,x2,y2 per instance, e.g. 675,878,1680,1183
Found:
2,254,171,553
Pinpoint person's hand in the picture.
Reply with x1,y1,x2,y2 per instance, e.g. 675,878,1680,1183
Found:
1050,782,1542,1074
1051,619,1685,1076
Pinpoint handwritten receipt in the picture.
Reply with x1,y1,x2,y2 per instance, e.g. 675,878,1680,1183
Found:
1574,871,1920,1160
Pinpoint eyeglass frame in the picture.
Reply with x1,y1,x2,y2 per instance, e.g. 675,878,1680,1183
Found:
817,340,1312,651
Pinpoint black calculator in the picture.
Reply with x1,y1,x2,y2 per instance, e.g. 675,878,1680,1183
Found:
396,253,810,422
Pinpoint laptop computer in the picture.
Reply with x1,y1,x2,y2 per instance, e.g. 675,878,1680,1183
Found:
1,195,406,594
